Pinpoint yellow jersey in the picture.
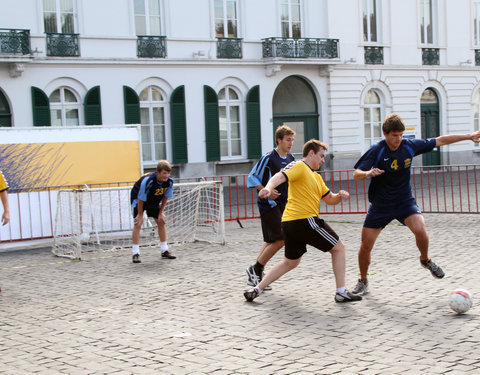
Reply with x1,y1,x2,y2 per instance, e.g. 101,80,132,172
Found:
0,171,8,192
281,161,330,222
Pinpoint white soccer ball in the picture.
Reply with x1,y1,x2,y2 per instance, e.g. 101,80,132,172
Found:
79,232,90,243
449,288,473,314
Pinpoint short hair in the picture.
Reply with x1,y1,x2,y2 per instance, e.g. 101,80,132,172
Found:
382,113,406,134
156,160,172,172
302,139,328,157
275,125,296,145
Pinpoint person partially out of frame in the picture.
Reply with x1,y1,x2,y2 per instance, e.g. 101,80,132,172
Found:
0,170,10,293
245,125,295,289
351,113,480,296
244,139,362,303
130,160,176,263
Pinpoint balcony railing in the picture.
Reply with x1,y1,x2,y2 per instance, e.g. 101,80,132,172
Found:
216,37,242,58
0,28,31,55
137,35,166,58
46,33,80,57
262,37,339,59
476,50,480,66
422,48,440,65
364,46,383,64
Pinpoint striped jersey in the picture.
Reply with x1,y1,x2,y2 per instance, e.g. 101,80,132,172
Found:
130,172,174,209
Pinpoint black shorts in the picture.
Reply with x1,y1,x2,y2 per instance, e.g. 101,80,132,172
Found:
260,204,285,243
133,206,160,219
282,217,339,260
364,198,422,228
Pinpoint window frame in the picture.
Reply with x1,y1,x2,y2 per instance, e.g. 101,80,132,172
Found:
214,0,239,38
419,0,435,45
474,0,480,47
49,86,81,127
218,85,245,160
42,0,77,34
362,0,379,43
134,0,164,36
279,0,303,38
363,89,383,150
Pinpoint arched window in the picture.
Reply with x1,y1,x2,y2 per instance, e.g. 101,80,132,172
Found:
218,86,243,159
139,86,168,162
474,90,480,148
364,89,382,149
49,87,80,126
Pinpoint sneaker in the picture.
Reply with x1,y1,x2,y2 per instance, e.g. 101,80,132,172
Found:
335,290,363,303
244,289,260,302
246,267,272,290
161,251,176,259
420,257,445,278
351,279,369,296
132,254,141,263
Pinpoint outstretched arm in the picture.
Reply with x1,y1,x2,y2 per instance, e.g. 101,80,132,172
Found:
258,172,287,199
436,130,480,146
322,190,350,205
353,168,384,181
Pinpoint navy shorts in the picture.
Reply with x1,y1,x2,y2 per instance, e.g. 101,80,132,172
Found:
260,204,285,243
282,217,339,260
132,205,160,219
364,198,422,228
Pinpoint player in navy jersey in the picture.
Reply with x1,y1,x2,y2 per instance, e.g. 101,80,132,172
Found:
130,160,176,263
245,125,295,287
351,113,480,295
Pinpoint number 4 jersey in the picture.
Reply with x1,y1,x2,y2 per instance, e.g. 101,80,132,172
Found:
354,138,436,206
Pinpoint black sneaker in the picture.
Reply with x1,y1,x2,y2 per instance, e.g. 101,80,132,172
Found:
420,257,445,278
161,251,176,259
246,265,261,286
132,254,141,263
335,290,363,303
244,289,260,302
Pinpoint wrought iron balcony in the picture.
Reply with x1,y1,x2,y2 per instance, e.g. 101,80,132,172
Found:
476,50,480,66
46,33,80,57
422,48,439,65
364,46,383,64
262,37,338,59
137,35,166,58
0,28,31,55
216,37,242,59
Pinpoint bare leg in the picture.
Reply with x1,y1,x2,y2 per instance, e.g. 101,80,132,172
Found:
358,227,383,281
329,240,346,289
132,223,141,245
156,219,167,243
257,257,302,290
257,240,284,266
404,214,429,260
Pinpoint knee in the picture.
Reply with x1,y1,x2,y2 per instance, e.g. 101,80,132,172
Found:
284,258,301,270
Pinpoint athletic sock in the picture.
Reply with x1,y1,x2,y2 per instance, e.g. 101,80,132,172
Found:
160,242,168,252
253,261,264,275
132,244,140,255
254,286,263,295
336,286,346,294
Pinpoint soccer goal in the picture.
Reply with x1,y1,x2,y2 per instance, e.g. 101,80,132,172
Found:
52,180,225,260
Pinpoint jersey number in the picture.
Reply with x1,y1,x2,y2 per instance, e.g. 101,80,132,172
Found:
390,159,399,170
155,188,166,195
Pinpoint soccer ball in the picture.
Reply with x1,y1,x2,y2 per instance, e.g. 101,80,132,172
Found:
449,288,473,314
79,232,90,243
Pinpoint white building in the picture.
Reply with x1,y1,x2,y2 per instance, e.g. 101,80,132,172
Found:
1,0,480,179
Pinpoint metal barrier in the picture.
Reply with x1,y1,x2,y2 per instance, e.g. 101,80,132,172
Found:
1,165,479,244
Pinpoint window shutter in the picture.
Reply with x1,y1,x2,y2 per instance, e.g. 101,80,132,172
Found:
170,85,188,163
204,85,220,161
246,85,261,159
123,86,140,124
31,87,51,126
84,86,102,125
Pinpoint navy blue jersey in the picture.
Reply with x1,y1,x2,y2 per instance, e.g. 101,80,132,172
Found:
247,149,295,215
130,172,174,209
355,138,436,206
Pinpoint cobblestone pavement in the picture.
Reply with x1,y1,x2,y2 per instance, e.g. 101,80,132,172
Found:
1,213,479,374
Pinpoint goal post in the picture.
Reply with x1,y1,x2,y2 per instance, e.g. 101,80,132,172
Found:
52,180,225,260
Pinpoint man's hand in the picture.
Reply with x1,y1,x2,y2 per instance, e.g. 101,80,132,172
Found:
368,168,384,177
1,211,9,226
258,188,271,199
134,214,143,226
157,212,166,225
338,190,350,202
471,130,480,143
270,189,281,200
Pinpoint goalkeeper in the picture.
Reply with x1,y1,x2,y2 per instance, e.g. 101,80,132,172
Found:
130,160,176,263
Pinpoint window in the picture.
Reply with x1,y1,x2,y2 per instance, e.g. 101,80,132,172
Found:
420,0,434,44
134,0,162,35
363,89,382,149
49,87,80,126
43,0,75,33
280,0,302,38
219,86,242,159
474,90,480,147
139,86,168,162
214,0,238,37
363,0,377,42
474,0,480,46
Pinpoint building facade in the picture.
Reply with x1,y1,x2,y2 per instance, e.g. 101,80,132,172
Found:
1,0,480,180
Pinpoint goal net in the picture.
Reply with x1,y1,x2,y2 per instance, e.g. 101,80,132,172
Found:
52,181,225,260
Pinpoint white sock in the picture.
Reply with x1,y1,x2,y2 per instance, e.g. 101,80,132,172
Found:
132,244,140,255
254,286,263,295
160,242,168,252
336,286,346,294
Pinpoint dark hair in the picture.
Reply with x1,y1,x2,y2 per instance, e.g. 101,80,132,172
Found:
156,160,172,172
275,125,295,145
382,113,406,134
302,139,328,157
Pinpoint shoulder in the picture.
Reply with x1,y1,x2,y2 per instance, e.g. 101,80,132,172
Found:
283,160,299,172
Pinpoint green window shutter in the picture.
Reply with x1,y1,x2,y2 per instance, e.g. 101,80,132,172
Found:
84,86,102,125
246,85,261,159
204,85,220,162
170,85,188,163
31,87,51,126
0,91,12,127
123,86,140,124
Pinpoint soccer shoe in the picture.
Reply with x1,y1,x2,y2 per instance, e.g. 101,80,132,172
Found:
351,279,369,296
420,257,445,278
161,251,176,259
335,290,363,303
244,289,260,302
132,254,141,263
246,267,272,290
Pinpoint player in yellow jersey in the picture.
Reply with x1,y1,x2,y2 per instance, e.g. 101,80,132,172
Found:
0,170,10,294
244,139,362,303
